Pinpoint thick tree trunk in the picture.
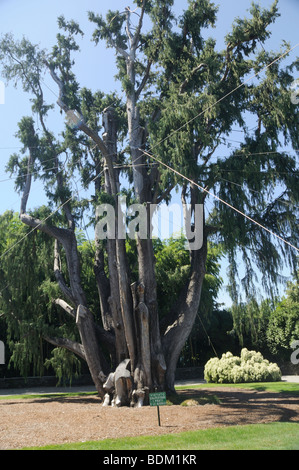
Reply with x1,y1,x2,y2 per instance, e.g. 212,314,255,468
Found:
97,99,166,400
101,108,136,370
137,237,166,390
96,108,129,365
131,282,151,405
162,232,207,391
125,38,167,392
76,305,107,396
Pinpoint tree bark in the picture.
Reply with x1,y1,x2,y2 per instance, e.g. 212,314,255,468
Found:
44,335,86,361
137,237,166,390
101,108,134,367
162,229,207,391
132,282,151,401
124,22,166,390
76,305,107,396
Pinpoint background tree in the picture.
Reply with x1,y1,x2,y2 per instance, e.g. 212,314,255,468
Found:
0,210,83,381
226,275,299,367
230,297,275,355
266,275,299,361
0,0,298,401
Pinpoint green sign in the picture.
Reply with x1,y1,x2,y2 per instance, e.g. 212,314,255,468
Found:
149,391,167,407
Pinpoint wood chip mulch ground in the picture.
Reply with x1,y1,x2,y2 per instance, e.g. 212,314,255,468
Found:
0,387,298,449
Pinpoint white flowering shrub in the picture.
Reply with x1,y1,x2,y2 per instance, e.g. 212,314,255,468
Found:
204,348,281,383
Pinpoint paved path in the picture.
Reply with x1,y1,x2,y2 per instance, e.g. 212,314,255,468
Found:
281,375,299,383
0,376,298,397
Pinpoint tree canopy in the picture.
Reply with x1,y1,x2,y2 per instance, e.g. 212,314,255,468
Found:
0,0,298,399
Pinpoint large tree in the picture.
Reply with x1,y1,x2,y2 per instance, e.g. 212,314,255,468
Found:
0,0,298,402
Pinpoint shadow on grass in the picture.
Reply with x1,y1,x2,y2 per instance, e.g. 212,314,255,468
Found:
0,392,99,405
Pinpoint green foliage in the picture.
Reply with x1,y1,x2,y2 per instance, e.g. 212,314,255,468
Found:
230,298,274,353
204,348,281,383
0,33,46,94
152,237,228,366
77,239,101,317
154,236,191,316
88,10,127,50
136,0,298,296
44,347,81,386
22,422,299,451
0,211,80,379
0,212,53,377
229,273,299,363
225,1,280,49
266,276,299,360
154,237,223,319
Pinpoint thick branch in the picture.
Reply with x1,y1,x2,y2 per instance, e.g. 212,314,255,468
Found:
44,59,68,112
44,59,109,159
125,7,134,47
162,234,207,391
79,122,110,161
43,335,86,361
21,212,87,308
76,305,107,394
54,298,75,318
20,212,68,243
161,187,207,339
136,59,152,100
20,150,33,216
46,60,121,200
131,2,150,100
5,54,74,226
54,239,76,304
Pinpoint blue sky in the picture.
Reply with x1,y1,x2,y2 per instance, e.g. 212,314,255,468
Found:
0,0,298,307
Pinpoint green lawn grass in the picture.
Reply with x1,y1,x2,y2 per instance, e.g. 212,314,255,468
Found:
0,391,98,400
23,422,299,450
176,381,299,395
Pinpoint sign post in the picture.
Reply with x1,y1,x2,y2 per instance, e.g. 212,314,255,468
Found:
149,391,167,426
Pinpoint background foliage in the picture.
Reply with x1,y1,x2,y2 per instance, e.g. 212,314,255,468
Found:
1,210,298,379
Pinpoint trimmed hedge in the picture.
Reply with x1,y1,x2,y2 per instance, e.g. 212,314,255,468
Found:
204,348,281,383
